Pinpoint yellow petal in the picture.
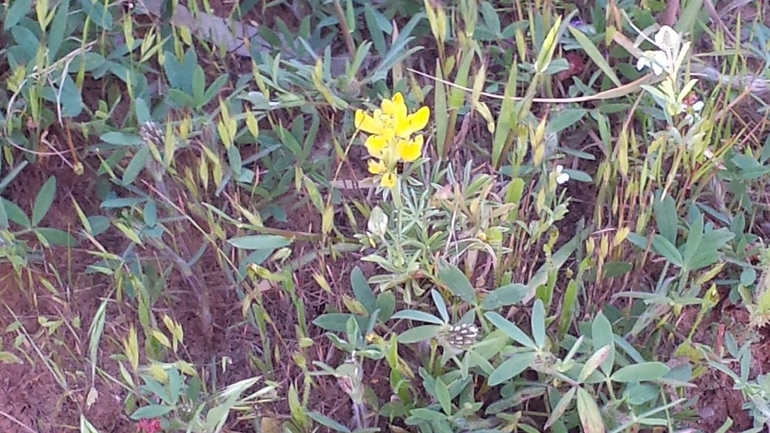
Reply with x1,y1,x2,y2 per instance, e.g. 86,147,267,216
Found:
395,106,431,137
391,93,407,121
365,135,387,158
381,171,397,189
355,110,384,135
397,135,423,162
408,106,430,132
367,159,387,174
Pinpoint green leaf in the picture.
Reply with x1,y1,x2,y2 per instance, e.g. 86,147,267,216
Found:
652,234,683,266
591,312,614,375
228,234,291,250
546,108,587,134
603,261,632,278
32,176,56,226
431,289,450,323
57,74,83,117
4,0,33,31
391,310,445,325
437,260,477,306
531,299,546,349
130,404,173,419
122,146,150,186
481,283,529,310
485,312,536,349
434,378,452,415
568,27,620,86
488,351,537,386
545,387,576,429
397,325,442,344
100,132,144,146
376,291,396,321
313,314,367,333
308,411,351,433
3,198,30,228
363,4,389,56
409,408,447,421
578,345,612,383
682,213,704,269
576,387,605,433
0,200,9,230
35,228,78,247
611,362,670,383
654,192,678,244
80,0,113,29
351,266,376,315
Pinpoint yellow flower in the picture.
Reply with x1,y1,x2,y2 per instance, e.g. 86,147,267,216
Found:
381,171,397,189
355,109,386,136
367,159,387,175
396,135,423,162
367,159,398,189
355,93,431,140
364,135,387,158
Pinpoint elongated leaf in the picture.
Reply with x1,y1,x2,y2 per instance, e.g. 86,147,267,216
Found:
4,0,33,31
391,310,445,325
568,27,619,86
591,312,614,375
397,325,441,343
122,146,150,186
351,266,376,315
32,177,56,226
308,411,351,433
3,198,30,228
611,362,670,383
531,299,546,349
577,387,605,433
488,351,537,386
35,228,77,247
545,387,577,429
484,312,536,349
682,213,704,269
652,235,683,267
437,260,477,306
313,314,368,332
482,283,529,310
654,192,678,244
434,378,452,415
130,404,173,419
228,234,291,250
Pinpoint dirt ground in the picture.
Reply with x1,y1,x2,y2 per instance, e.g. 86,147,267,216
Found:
0,158,768,433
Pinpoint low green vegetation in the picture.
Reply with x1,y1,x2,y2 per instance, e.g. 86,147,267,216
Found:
1,0,770,432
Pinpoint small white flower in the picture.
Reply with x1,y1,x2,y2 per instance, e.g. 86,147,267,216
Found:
636,50,669,76
653,25,680,53
683,99,704,123
691,100,704,111
636,26,682,77
556,165,570,185
367,206,388,237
